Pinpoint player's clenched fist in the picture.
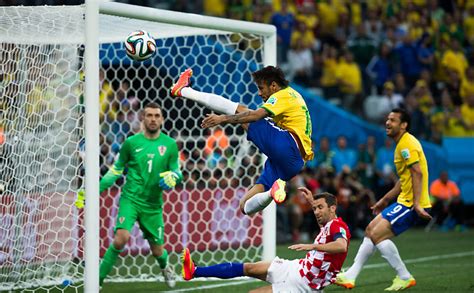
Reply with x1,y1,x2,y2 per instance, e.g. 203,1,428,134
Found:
159,171,179,190
75,189,85,209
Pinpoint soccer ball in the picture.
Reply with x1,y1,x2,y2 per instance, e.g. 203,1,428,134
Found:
125,30,156,61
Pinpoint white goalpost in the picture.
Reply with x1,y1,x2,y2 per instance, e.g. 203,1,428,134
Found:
0,2,276,291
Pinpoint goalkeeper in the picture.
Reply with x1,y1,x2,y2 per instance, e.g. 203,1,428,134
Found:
75,102,181,288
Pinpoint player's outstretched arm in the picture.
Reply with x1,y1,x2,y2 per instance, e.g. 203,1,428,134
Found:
75,142,130,209
99,140,130,193
74,166,124,210
201,108,268,128
298,187,314,205
289,238,347,253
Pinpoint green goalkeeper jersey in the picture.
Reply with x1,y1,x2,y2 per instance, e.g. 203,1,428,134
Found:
99,132,182,209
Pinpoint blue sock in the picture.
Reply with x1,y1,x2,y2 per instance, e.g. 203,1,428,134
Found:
194,263,244,279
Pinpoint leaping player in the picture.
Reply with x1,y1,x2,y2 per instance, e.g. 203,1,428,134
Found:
171,66,314,215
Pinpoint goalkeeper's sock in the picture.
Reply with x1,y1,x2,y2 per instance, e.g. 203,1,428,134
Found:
99,244,123,284
181,87,239,115
195,262,244,279
155,248,168,269
243,191,272,215
376,239,411,280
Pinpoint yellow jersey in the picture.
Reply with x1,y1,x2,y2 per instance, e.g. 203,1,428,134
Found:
336,61,362,94
460,77,474,101
394,132,431,208
260,87,314,161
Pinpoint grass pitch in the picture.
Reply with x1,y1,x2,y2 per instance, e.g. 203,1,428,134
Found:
97,229,474,293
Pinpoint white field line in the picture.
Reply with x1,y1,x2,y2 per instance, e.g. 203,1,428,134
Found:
362,251,474,269
163,251,474,292
163,279,255,292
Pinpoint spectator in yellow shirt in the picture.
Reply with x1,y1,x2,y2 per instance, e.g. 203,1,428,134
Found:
444,106,470,137
430,89,453,144
295,2,318,36
412,80,435,115
464,4,474,45
99,69,114,123
460,67,474,102
336,50,362,112
320,44,340,99
441,38,468,80
291,21,316,50
461,93,474,135
350,0,362,26
203,0,226,17
316,1,338,37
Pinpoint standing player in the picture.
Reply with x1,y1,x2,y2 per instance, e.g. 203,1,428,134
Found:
75,103,181,288
335,108,432,291
171,66,313,215
181,189,350,292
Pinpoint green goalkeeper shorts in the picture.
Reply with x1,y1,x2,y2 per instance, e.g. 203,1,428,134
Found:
114,197,164,245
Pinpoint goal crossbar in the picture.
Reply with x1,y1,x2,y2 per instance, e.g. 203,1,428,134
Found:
99,2,276,37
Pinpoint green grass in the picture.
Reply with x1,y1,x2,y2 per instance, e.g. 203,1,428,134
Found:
94,229,474,293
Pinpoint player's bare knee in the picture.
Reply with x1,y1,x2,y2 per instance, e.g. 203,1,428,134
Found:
113,230,130,249
365,225,373,238
368,229,385,244
150,245,164,257
370,234,383,245
366,227,379,243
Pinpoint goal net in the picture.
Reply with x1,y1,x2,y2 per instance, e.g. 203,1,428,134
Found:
0,3,276,291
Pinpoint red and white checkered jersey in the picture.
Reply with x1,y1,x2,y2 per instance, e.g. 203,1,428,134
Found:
298,217,351,290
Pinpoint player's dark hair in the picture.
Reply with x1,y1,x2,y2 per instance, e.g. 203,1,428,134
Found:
313,192,337,207
391,107,410,131
252,66,289,87
144,102,161,110
142,102,164,119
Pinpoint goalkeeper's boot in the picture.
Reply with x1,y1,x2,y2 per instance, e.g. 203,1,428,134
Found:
334,272,356,289
182,248,196,281
162,265,176,288
270,179,287,204
171,68,193,97
384,275,416,291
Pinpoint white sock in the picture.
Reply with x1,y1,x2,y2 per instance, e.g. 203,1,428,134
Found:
181,87,239,115
244,191,272,215
344,237,376,280
376,240,411,280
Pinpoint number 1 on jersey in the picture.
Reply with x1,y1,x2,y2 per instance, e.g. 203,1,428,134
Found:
147,159,153,173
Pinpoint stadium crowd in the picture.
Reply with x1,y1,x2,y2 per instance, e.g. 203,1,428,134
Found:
88,0,474,241
5,0,469,241
193,0,474,143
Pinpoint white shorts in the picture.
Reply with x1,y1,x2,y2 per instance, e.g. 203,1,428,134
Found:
266,257,323,293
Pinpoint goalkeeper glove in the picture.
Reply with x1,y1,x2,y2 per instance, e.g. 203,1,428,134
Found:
75,189,85,209
159,171,179,190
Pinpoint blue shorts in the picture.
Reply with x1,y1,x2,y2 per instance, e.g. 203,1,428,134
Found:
381,202,429,235
247,119,304,190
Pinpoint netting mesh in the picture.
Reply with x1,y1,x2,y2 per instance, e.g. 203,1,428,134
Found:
97,32,266,284
1,5,268,291
0,20,84,292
